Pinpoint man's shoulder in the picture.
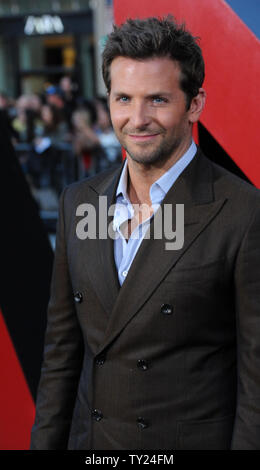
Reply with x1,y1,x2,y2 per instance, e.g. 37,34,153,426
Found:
62,163,123,202
199,150,260,204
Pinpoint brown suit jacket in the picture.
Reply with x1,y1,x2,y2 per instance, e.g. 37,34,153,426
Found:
31,148,260,449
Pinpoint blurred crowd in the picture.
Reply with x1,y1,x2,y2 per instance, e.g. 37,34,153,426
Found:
0,76,122,211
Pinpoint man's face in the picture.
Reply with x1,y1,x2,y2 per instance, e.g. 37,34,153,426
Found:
109,56,200,167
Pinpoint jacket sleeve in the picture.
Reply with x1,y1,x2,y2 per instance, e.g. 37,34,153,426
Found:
231,206,260,449
30,186,84,449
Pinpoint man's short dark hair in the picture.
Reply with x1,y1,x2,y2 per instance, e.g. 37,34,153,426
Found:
102,15,205,109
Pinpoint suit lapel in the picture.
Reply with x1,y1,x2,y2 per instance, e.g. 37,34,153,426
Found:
95,150,227,355
81,165,123,316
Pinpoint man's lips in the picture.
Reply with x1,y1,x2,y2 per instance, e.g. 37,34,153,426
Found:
127,133,160,141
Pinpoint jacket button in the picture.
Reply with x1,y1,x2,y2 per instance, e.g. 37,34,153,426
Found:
74,292,83,303
137,417,149,429
92,409,103,421
137,359,149,370
95,354,106,366
161,303,173,315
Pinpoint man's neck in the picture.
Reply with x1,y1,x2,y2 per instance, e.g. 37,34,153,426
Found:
126,139,192,206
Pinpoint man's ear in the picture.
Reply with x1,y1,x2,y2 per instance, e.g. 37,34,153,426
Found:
188,88,206,123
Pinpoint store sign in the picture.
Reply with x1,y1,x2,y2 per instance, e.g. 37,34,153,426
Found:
24,15,64,35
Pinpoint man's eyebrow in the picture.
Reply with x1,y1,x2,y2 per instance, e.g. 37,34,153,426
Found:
111,91,130,96
111,91,173,97
146,92,173,97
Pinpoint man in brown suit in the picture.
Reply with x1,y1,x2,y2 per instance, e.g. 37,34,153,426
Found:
31,17,260,450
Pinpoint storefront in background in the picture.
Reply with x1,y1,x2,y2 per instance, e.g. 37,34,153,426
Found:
0,9,95,99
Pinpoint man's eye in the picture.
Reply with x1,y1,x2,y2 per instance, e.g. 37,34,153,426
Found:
152,97,167,103
119,96,129,102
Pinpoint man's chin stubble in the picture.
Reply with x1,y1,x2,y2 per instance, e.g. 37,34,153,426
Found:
124,141,182,166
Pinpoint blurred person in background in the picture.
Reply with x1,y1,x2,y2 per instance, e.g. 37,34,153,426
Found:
94,96,122,166
37,103,70,146
27,103,70,197
0,91,18,142
71,107,100,178
45,85,65,111
72,97,122,178
12,95,31,143
11,94,43,176
0,91,9,109
11,94,43,143
59,75,78,128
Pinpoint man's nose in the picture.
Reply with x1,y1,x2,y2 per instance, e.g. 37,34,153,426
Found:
129,102,151,129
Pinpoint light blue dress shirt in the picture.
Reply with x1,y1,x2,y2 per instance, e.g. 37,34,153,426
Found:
113,140,197,285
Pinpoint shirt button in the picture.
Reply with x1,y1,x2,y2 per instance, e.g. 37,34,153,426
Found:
137,417,149,429
137,359,149,371
122,270,128,277
92,409,103,421
161,303,173,315
74,292,83,303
